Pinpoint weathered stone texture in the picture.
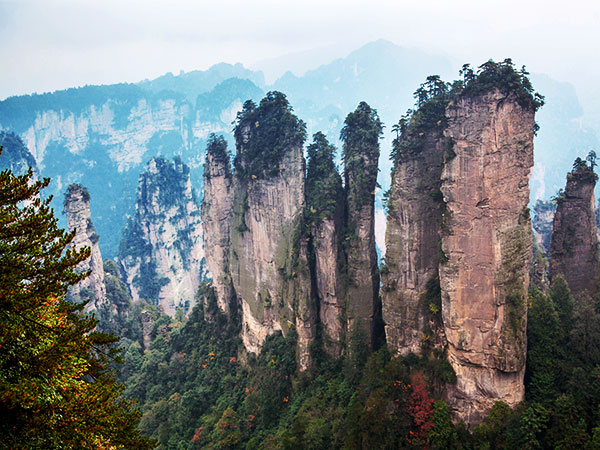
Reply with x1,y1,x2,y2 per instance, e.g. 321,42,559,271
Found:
550,164,599,295
64,184,107,312
120,157,208,316
382,131,445,355
230,140,315,370
440,90,534,424
201,144,235,315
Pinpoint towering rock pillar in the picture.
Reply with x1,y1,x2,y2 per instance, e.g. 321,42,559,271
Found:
550,158,599,295
382,105,447,355
229,93,316,370
201,135,235,315
306,132,346,357
119,156,208,316
64,184,107,311
342,102,383,349
440,89,535,424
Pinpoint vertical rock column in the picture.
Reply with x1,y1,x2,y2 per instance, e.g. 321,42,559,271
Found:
229,93,316,370
342,102,383,349
201,135,235,315
550,159,599,296
64,184,107,312
382,128,446,355
119,156,208,316
306,132,346,357
440,90,535,424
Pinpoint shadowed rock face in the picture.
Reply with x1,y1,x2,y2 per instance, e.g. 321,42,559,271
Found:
382,129,446,356
64,184,107,312
342,102,383,349
201,136,235,315
119,156,208,317
440,90,534,424
551,162,599,296
305,132,346,357
229,94,316,370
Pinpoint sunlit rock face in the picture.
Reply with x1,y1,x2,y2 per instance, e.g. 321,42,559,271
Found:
440,90,535,424
64,184,107,312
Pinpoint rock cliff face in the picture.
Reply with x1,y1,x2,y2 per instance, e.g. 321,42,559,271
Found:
201,135,235,316
119,156,208,316
64,184,107,312
382,122,446,355
342,102,383,349
550,160,599,295
0,131,38,176
229,94,316,370
440,90,535,424
532,200,556,254
306,132,346,357
0,75,264,258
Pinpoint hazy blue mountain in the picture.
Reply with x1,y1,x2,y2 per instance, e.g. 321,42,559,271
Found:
0,70,264,258
529,74,599,200
138,62,265,103
0,39,597,257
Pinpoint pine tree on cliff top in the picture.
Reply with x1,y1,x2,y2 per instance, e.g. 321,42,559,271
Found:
0,153,153,449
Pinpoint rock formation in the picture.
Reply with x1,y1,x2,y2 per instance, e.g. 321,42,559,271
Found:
0,131,38,176
201,135,235,316
550,158,599,295
119,156,208,316
64,184,108,312
342,102,383,349
532,200,555,254
306,132,346,357
440,88,535,424
382,64,542,424
229,93,316,370
382,102,447,356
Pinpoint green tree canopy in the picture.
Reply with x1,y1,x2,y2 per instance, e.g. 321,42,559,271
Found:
0,157,153,449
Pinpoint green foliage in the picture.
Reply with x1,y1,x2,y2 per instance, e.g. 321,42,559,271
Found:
205,133,232,173
341,101,383,209
233,91,306,179
457,59,545,112
0,131,37,175
306,132,343,224
0,159,152,449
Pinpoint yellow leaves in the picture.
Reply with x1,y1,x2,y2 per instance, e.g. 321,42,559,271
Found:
419,132,424,136
310,206,316,214
251,174,257,179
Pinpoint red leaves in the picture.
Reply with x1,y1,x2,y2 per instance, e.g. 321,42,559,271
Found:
407,373,434,448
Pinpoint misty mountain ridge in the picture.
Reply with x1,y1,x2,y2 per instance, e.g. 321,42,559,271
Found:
0,39,596,258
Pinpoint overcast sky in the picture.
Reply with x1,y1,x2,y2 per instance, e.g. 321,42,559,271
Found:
1,0,599,103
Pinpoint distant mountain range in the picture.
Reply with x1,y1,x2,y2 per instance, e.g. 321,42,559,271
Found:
0,39,596,257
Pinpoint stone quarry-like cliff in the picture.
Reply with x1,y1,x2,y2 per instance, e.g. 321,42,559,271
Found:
382,65,542,424
64,184,108,312
201,135,235,316
342,102,383,349
119,156,208,316
228,93,316,370
382,98,447,356
550,158,599,295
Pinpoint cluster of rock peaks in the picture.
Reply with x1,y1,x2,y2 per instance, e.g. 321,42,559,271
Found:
201,93,383,370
